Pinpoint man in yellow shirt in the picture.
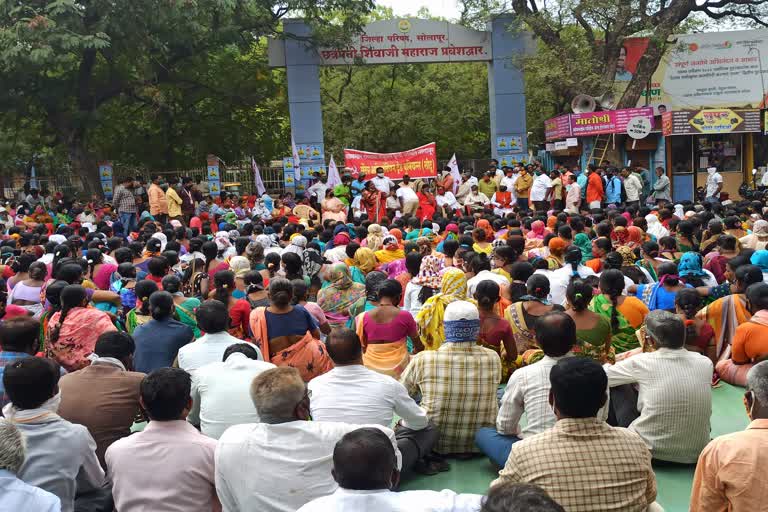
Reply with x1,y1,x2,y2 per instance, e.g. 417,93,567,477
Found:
515,167,533,211
166,184,183,221
478,172,499,199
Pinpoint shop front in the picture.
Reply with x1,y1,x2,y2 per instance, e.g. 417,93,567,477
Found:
662,108,763,201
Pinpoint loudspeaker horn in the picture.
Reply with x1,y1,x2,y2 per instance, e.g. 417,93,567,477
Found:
571,94,596,114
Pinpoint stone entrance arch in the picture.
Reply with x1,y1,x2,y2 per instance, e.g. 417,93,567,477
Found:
268,16,529,172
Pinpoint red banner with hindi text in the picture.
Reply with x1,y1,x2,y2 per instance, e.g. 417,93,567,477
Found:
343,143,437,180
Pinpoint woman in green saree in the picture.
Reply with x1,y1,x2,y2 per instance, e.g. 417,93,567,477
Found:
162,274,201,338
589,270,649,354
565,279,614,363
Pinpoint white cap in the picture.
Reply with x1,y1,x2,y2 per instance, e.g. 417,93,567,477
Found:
444,300,479,322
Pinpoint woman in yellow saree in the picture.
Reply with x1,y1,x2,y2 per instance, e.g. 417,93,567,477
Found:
416,268,472,350
355,279,423,378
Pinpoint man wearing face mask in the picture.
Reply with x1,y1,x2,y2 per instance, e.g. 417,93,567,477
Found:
529,166,552,213
691,359,768,511
371,167,396,195
216,367,401,512
147,175,168,225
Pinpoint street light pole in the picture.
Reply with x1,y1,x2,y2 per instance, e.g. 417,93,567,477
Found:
748,46,766,108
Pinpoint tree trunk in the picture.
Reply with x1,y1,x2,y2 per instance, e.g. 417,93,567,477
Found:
68,137,101,199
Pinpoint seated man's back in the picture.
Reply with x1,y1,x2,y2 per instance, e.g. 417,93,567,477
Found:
57,332,144,466
216,367,400,512
106,368,217,512
401,301,501,454
494,357,657,512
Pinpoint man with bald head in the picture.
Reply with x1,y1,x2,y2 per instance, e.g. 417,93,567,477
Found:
308,328,437,473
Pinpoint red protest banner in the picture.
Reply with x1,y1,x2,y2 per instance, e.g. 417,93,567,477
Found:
343,143,438,179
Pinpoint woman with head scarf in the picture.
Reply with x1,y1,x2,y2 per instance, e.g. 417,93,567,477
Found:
375,235,405,264
526,220,547,240
365,224,385,252
415,268,473,350
645,214,669,240
573,233,592,264
283,235,307,258
610,226,629,248
388,228,404,247
352,247,378,276
477,219,495,241
324,231,351,264
404,254,443,317
317,263,367,329
626,226,645,249
740,219,768,251
678,252,717,288
545,237,567,270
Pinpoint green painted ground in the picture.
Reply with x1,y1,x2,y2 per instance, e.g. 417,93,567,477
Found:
400,383,749,512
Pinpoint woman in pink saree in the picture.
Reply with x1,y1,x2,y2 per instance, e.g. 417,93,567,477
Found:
46,284,117,372
321,190,347,224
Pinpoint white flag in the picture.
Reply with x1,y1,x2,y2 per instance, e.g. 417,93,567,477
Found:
327,155,342,188
251,157,266,196
447,153,461,193
291,133,302,182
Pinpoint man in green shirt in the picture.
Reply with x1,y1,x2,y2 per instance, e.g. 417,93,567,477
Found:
334,175,352,206
478,172,499,198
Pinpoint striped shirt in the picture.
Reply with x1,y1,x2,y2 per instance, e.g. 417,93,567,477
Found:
493,418,657,512
497,354,570,438
605,347,713,463
401,343,501,454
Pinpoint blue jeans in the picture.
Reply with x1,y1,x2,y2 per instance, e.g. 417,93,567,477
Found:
120,212,138,236
475,427,520,468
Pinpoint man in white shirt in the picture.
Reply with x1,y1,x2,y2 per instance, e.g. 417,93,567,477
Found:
309,329,437,472
371,167,396,195
705,166,723,202
605,310,713,464
462,185,489,215
529,170,552,212
297,428,483,512
189,343,275,439
621,167,643,208
476,311,578,468
306,177,328,206
435,186,460,216
396,175,420,216
466,267,510,296
500,167,518,201
564,174,581,214
216,367,401,512
177,300,262,373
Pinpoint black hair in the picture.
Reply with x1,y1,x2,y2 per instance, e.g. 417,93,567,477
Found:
377,279,402,304
265,252,281,278
0,317,40,353
28,261,47,281
235,237,251,256
475,280,500,312
494,246,517,267
510,261,534,282
114,247,133,265
641,241,659,258
161,274,181,294
3,357,60,410
526,274,550,299
197,299,229,333
345,242,361,260
332,428,397,490
564,245,583,281
147,256,169,278
13,253,37,274
442,239,459,258
736,264,764,292
140,368,192,421
49,285,87,345
593,237,612,253
469,253,491,274
55,263,84,284
269,277,293,308
598,269,625,332
327,328,363,365
201,241,219,269
145,237,162,254
135,280,160,315
222,343,260,362
657,262,679,285
536,311,576,357
291,279,309,304
717,234,738,251
84,248,104,281
213,270,235,305
364,271,387,303
550,357,607,418
244,271,265,294
566,279,593,312
94,331,135,360
405,252,423,276
282,253,303,281
149,291,174,321
481,482,565,512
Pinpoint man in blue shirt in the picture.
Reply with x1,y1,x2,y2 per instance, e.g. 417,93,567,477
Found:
605,168,623,206
351,172,367,198
0,419,61,512
0,317,43,409
575,165,588,200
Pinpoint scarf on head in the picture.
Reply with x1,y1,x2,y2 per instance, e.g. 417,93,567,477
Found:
353,247,378,274
617,246,637,266
412,255,444,288
477,219,494,241
416,268,475,350
678,252,708,278
750,250,768,272
573,233,592,264
366,224,385,252
444,318,481,343
627,226,644,248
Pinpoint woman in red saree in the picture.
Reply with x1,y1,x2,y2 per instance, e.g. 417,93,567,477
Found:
417,184,437,221
361,181,386,223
